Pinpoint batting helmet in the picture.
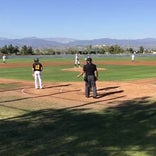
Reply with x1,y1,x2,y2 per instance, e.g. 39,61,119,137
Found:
34,58,39,62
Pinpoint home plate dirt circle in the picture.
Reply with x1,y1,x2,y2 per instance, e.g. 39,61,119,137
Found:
19,80,156,110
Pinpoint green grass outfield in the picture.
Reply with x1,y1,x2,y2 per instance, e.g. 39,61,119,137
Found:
0,55,156,156
1,55,156,82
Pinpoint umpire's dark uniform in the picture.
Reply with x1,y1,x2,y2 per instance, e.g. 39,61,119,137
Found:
83,58,98,98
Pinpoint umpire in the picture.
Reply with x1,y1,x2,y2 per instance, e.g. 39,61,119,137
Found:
78,57,98,98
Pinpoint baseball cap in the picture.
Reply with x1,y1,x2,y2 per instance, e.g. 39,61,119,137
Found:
87,57,92,62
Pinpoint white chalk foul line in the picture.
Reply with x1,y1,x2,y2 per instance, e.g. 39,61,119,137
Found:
21,88,27,95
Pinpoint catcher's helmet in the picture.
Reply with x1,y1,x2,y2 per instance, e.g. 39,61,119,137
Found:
34,58,39,62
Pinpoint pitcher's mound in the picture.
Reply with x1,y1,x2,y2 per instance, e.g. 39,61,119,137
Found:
62,67,105,72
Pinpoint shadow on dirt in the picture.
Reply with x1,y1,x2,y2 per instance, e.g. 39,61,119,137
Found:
0,89,80,104
0,96,156,156
97,86,120,91
97,90,124,98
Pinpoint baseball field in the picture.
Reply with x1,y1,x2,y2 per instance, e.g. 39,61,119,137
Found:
0,55,156,156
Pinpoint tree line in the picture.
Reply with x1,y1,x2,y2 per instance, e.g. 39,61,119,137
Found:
0,45,34,55
0,44,152,55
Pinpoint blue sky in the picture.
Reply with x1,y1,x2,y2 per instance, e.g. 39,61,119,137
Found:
0,0,156,39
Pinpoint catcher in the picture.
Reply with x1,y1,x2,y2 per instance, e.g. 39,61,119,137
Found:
32,58,43,89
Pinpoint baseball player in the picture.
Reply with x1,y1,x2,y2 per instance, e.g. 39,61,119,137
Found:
77,57,98,98
32,58,43,89
74,52,80,68
131,52,135,61
2,55,6,63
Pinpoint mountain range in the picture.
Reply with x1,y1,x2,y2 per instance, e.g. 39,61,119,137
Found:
0,37,156,49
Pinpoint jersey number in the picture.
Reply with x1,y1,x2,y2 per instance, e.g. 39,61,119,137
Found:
35,65,40,70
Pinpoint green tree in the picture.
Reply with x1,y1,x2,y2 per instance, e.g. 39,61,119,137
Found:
21,45,28,55
7,44,19,54
27,46,34,55
127,48,134,54
67,47,78,54
139,46,144,53
14,46,20,54
20,45,34,55
108,46,115,54
0,45,9,54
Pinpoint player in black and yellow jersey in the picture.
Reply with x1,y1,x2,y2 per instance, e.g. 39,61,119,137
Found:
32,58,43,89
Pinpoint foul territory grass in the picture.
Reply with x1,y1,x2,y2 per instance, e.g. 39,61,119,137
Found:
0,56,156,155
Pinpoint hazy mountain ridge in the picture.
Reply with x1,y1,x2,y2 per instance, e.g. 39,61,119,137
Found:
0,37,156,49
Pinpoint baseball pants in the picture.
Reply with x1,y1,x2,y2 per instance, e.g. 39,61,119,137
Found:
34,71,43,89
85,75,97,97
